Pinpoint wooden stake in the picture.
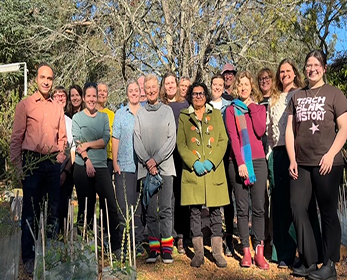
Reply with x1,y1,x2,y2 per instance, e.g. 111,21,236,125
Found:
40,213,46,280
131,205,136,269
82,197,88,243
100,209,104,270
105,198,113,267
94,204,98,262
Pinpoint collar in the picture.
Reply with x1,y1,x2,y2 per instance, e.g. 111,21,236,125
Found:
33,91,53,102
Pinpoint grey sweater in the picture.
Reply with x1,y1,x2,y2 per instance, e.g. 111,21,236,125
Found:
134,102,176,179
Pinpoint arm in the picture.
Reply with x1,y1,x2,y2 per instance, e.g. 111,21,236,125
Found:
225,106,244,166
319,112,347,175
56,107,67,163
285,114,298,179
248,103,266,138
152,108,176,165
10,101,26,170
112,138,121,174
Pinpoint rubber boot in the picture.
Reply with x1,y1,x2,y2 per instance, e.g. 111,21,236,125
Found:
191,237,205,267
241,247,252,267
211,236,227,268
254,241,269,270
308,259,337,280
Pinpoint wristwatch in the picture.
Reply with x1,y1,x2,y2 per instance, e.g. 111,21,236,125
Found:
83,156,89,163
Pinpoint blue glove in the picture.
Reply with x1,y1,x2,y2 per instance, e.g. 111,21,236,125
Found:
203,160,214,172
193,161,206,175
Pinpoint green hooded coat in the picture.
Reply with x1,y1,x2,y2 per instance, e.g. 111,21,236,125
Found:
177,104,230,207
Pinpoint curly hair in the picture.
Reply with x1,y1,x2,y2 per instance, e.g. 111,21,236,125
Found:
186,81,212,105
232,71,263,104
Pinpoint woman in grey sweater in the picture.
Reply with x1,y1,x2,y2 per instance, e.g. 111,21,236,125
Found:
134,74,176,264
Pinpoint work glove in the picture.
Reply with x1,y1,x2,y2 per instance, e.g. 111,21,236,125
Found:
193,161,206,175
203,160,214,172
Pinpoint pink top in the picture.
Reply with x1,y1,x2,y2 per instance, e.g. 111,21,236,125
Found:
225,103,266,166
10,91,67,166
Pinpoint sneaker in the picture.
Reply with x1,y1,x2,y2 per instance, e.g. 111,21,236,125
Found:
146,251,159,263
278,261,289,269
136,245,145,257
161,252,174,264
23,258,34,276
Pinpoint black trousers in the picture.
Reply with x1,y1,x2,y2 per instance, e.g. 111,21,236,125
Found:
190,205,223,238
229,158,268,248
74,164,120,251
290,165,342,266
58,167,74,234
223,145,235,237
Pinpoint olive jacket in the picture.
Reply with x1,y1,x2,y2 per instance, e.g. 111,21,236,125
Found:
177,104,230,207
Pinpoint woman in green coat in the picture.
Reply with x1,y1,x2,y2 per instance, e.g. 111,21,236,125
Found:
177,81,229,268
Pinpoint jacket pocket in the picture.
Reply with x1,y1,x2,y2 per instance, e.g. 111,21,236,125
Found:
182,169,197,184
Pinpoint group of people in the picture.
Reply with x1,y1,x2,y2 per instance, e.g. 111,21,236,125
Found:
10,49,347,280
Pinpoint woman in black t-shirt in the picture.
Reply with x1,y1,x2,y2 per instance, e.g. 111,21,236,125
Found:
286,50,347,280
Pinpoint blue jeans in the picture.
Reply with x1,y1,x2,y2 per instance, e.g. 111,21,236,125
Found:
21,155,60,263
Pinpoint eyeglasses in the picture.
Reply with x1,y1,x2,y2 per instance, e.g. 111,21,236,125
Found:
258,76,271,83
53,93,67,99
192,92,205,98
223,72,235,77
305,64,322,70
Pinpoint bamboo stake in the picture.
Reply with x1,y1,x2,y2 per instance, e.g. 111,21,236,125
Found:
66,199,71,241
131,205,136,269
82,197,88,242
40,213,46,280
100,209,104,270
126,203,131,267
105,198,113,267
94,204,98,262
26,219,35,240
70,203,74,257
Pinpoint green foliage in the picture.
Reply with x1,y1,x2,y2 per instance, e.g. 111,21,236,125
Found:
327,53,347,96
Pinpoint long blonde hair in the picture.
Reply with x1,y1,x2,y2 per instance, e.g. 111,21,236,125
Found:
160,72,186,104
257,68,280,107
232,71,263,104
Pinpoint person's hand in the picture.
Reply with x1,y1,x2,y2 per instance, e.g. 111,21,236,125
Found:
149,166,158,175
203,160,214,172
244,97,254,107
288,160,298,179
76,141,89,154
319,152,334,175
193,161,207,175
113,162,121,175
56,152,66,163
238,164,248,179
60,172,67,186
85,159,96,177
146,158,157,171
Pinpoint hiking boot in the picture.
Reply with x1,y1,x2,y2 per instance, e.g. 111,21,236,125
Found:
293,263,318,277
308,259,337,280
146,251,159,263
161,252,174,264
23,258,34,276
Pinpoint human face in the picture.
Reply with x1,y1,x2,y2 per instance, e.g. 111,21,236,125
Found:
179,79,190,97
223,71,235,88
83,87,98,112
211,78,224,100
164,76,177,100
36,66,54,97
279,63,295,89
258,72,272,96
70,88,82,109
305,56,325,87
53,91,67,108
127,82,140,105
145,78,159,105
237,77,252,102
138,76,147,102
192,86,206,109
97,84,108,106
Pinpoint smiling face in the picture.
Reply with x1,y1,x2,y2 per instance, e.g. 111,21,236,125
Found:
145,78,159,105
305,56,325,87
53,90,67,108
223,71,235,88
237,77,252,102
179,79,190,97
36,66,54,97
258,71,272,95
83,87,98,112
164,75,177,100
211,78,224,100
97,83,108,106
70,88,82,109
192,86,206,109
127,82,140,105
279,63,295,90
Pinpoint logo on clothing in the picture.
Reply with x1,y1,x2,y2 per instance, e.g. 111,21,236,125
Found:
296,96,326,122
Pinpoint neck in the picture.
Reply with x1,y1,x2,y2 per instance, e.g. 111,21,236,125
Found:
309,79,325,89
96,103,104,110
129,102,140,113
283,82,295,93
148,100,159,105
225,87,232,94
262,91,271,97
212,96,222,102
194,105,205,114
84,107,97,116
167,95,176,102
39,91,50,100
